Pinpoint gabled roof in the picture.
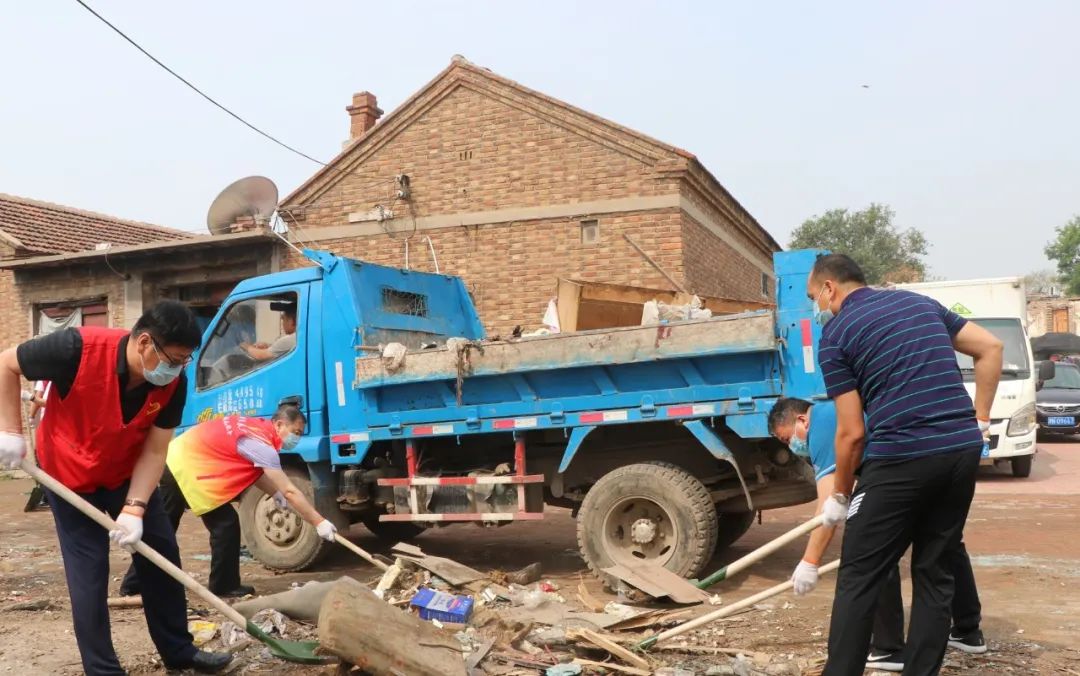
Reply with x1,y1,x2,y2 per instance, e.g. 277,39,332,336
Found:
0,193,192,257
281,57,780,254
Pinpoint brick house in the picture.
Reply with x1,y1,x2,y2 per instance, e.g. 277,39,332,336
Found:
279,57,780,336
0,193,278,347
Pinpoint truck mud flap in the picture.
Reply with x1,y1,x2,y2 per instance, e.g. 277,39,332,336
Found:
682,419,753,512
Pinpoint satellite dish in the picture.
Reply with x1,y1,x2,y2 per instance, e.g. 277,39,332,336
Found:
206,176,279,235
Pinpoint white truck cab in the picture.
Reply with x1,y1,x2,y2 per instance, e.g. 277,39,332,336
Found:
896,277,1039,477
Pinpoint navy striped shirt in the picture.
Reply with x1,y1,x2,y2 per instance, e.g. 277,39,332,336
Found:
819,287,982,459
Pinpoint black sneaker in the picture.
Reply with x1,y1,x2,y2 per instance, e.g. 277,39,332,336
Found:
865,649,904,672
948,628,988,654
215,584,255,598
165,650,232,673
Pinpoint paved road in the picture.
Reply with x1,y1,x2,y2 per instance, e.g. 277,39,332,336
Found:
976,439,1080,495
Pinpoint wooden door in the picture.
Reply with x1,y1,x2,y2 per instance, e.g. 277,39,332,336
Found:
1053,308,1069,333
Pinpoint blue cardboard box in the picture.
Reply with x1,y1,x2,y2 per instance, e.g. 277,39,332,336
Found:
409,588,474,623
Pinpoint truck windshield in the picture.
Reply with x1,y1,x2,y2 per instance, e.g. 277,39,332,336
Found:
1044,363,1080,389
955,318,1029,378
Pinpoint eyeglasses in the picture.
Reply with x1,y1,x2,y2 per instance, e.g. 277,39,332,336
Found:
150,336,194,368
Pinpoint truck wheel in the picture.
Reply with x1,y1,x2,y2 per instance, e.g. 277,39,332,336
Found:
239,465,330,572
361,516,427,543
576,461,718,587
1011,454,1033,478
715,510,756,551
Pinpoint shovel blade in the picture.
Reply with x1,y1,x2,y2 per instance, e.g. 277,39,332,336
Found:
246,621,330,665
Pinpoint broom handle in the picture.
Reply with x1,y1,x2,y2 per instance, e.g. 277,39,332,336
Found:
697,513,826,588
654,559,840,646
22,461,249,628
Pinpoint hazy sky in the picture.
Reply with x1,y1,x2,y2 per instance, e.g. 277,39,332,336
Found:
2,2,1077,279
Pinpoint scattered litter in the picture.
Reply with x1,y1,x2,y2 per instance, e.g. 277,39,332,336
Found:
507,562,543,586
709,594,723,606
571,628,651,671
392,542,486,586
573,658,650,676
188,620,217,647
545,663,582,676
0,599,53,612
603,562,710,604
411,588,475,623
603,602,639,620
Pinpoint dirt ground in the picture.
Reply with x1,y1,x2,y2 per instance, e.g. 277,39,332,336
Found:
2,442,1079,675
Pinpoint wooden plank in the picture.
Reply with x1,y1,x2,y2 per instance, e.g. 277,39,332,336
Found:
355,311,776,387
602,563,710,605
576,628,651,671
556,278,583,332
391,543,486,586
573,658,651,676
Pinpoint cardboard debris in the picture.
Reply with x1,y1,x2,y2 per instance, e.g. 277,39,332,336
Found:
392,542,486,586
573,628,651,671
602,562,711,604
607,608,692,632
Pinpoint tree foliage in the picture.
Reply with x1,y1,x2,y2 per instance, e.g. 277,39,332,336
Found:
1024,269,1061,296
789,204,929,285
1044,216,1080,296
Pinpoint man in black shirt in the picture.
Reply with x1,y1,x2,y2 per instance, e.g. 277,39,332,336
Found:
0,301,231,675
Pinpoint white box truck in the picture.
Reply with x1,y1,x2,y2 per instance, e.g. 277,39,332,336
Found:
896,277,1040,477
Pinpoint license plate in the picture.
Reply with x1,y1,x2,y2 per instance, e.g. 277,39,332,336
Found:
981,443,990,458
1048,416,1076,426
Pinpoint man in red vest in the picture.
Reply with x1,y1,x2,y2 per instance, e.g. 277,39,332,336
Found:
0,301,231,675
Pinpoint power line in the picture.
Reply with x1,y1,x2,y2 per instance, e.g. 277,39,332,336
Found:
73,0,327,166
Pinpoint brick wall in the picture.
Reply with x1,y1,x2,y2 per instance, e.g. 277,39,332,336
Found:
681,215,772,301
285,210,684,337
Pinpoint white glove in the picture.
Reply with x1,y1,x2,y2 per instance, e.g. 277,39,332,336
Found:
20,390,33,402
821,495,849,527
0,432,27,470
977,418,991,442
315,519,338,542
109,512,144,550
792,560,819,596
273,491,288,510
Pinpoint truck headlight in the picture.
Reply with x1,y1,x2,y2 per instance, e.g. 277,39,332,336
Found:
1007,403,1036,437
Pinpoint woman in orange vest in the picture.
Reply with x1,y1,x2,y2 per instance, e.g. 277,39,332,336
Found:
120,404,337,598
0,301,231,675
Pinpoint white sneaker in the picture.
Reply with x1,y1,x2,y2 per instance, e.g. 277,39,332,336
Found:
865,649,904,672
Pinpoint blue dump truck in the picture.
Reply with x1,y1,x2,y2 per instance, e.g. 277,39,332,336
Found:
180,248,828,583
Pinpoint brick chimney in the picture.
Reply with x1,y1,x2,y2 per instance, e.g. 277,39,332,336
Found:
346,91,383,140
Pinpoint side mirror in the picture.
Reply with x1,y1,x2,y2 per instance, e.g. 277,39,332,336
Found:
1039,360,1056,382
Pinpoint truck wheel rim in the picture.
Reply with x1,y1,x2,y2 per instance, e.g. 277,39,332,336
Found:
602,496,677,566
255,495,304,546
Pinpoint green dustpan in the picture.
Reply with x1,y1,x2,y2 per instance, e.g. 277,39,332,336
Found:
25,462,331,665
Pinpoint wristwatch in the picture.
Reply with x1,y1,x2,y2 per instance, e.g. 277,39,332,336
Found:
124,498,148,509
831,493,850,506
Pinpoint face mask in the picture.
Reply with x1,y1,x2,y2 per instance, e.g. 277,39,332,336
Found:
281,433,300,451
140,345,184,386
814,285,835,326
788,417,810,457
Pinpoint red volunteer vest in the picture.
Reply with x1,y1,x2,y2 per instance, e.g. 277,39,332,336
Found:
36,327,181,493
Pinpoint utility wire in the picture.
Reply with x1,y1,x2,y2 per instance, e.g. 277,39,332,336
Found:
73,0,327,166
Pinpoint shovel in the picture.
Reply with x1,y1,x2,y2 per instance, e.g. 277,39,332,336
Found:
694,513,826,588
639,558,840,650
22,461,328,665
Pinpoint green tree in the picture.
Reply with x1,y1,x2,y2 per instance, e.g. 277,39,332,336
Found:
1024,268,1061,296
1044,216,1080,295
789,204,929,285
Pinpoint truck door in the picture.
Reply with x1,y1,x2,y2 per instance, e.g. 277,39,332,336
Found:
185,286,310,446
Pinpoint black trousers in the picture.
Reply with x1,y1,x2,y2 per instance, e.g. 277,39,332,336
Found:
120,468,242,596
872,540,983,653
824,447,979,676
47,482,196,676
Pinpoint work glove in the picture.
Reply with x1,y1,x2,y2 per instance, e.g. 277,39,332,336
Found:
821,495,849,527
272,491,289,510
792,560,819,596
20,391,33,402
977,418,991,442
0,432,27,470
315,519,338,542
109,512,144,551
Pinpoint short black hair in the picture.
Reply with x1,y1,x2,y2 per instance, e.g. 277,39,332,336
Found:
811,253,868,286
271,404,306,425
767,397,812,436
132,300,202,349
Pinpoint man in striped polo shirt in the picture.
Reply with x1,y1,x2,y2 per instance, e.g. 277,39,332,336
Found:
808,254,1003,676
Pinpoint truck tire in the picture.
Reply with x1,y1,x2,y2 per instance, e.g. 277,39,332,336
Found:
239,465,330,572
576,461,718,587
1011,454,1033,478
715,510,756,551
361,516,427,543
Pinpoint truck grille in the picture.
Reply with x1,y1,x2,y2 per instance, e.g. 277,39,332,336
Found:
1037,403,1080,415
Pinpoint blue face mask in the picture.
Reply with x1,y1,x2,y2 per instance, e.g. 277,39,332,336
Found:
788,434,809,457
140,345,184,386
281,433,300,451
813,285,834,326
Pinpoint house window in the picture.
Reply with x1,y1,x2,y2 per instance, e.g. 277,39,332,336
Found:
580,219,599,245
761,272,770,298
36,299,108,335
